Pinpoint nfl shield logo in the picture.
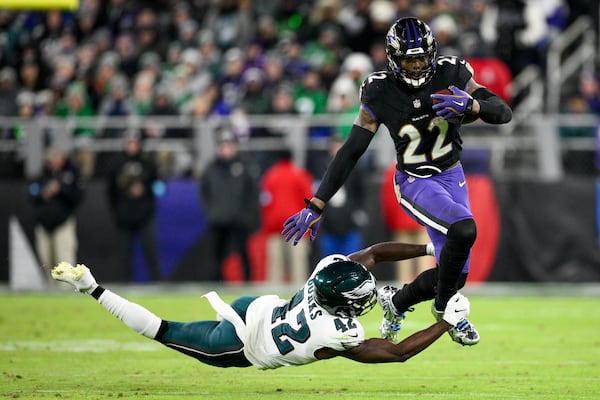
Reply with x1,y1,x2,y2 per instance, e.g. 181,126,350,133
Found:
413,99,421,108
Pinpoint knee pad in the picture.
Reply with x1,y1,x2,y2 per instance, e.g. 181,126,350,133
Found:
448,219,477,248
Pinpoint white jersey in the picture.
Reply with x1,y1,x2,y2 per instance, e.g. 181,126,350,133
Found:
243,282,365,369
204,254,365,370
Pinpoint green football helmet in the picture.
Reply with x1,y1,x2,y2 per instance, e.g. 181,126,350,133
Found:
313,255,377,318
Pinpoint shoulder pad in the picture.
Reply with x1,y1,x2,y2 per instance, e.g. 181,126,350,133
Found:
360,71,394,101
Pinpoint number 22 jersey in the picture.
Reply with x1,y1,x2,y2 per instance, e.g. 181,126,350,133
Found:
360,56,473,178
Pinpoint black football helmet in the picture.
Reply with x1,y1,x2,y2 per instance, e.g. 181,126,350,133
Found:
386,17,437,88
313,255,377,318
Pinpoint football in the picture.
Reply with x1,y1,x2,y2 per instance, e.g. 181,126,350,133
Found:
432,88,452,104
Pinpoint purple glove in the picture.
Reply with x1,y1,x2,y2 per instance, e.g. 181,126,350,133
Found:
431,85,473,121
281,199,322,246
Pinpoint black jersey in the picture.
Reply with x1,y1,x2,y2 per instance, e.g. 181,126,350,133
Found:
360,56,473,177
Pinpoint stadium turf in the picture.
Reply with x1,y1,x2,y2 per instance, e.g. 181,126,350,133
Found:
1,287,598,399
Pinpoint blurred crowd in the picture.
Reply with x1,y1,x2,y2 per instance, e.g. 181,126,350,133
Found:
0,0,596,147
7,0,598,283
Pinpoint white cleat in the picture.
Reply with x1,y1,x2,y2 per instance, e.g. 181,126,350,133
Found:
431,302,480,346
449,319,480,346
377,285,406,343
51,262,98,294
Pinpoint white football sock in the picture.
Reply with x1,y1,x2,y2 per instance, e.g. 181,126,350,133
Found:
426,243,435,257
97,289,162,339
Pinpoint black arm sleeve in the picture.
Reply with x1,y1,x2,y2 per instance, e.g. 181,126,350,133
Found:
472,87,512,124
314,124,375,203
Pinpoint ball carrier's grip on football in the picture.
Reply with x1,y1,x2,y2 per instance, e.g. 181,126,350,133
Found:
431,88,478,124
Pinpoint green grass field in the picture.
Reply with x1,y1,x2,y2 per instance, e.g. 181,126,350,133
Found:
1,286,599,399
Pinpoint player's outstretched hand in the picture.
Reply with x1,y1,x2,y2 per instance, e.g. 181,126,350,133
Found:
431,85,473,121
281,199,322,246
442,292,470,327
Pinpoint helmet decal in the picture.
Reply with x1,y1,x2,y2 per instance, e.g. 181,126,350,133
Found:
344,279,376,301
312,259,378,318
385,17,437,89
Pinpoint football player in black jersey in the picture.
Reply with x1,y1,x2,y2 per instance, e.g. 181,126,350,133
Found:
282,17,512,346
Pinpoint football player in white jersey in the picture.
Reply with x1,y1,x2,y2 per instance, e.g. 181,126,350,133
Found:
51,241,470,369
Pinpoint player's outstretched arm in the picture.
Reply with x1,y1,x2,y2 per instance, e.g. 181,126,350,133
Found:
315,320,450,363
315,293,470,363
348,242,431,271
282,106,377,245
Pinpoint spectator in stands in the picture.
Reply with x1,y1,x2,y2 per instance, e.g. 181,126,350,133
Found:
114,31,139,79
92,27,112,55
135,7,169,56
74,41,99,81
18,58,44,92
366,0,397,51
13,91,36,141
281,38,312,81
176,20,199,50
200,128,260,282
302,26,344,89
98,74,134,138
131,70,156,116
143,85,176,138
107,133,163,282
262,54,288,96
429,14,460,56
167,65,193,112
294,69,330,137
339,0,376,54
306,0,345,46
137,51,162,83
179,48,213,97
55,82,94,135
254,14,279,51
242,40,266,72
29,147,84,274
239,67,270,116
89,51,119,110
202,0,256,52
0,67,19,119
30,10,68,48
248,83,299,171
263,83,298,139
34,89,55,117
260,148,314,286
327,52,373,113
54,81,96,178
217,47,247,112
73,1,102,42
196,29,222,77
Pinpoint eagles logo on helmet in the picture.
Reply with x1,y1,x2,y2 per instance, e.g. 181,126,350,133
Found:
312,256,377,318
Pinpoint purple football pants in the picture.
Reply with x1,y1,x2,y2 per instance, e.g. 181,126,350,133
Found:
394,163,472,273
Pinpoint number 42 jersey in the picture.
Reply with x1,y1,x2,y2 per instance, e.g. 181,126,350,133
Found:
242,265,365,369
360,56,473,178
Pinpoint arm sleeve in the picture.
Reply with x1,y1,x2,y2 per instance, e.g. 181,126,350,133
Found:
314,125,374,203
472,87,512,124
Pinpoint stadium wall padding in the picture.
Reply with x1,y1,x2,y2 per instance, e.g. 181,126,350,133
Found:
1,176,599,283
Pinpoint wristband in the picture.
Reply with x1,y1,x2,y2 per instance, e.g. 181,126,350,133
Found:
304,198,322,214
